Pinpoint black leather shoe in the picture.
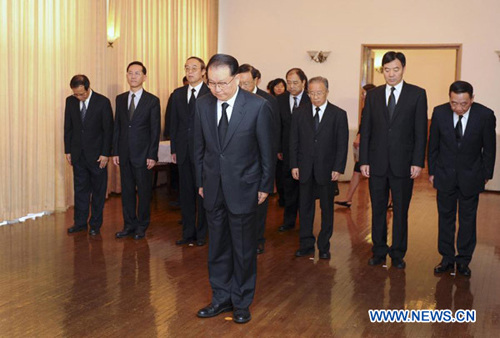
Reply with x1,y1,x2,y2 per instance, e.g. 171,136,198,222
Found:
392,258,406,269
197,302,233,318
115,229,134,238
67,225,86,234
278,224,295,232
89,229,100,236
134,232,145,240
196,239,206,246
176,238,194,245
334,201,352,208
295,247,314,257
233,308,251,324
368,256,386,266
434,262,454,274
319,251,331,259
257,243,265,254
457,263,471,277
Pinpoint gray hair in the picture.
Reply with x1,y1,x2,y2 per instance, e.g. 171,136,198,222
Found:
308,76,329,90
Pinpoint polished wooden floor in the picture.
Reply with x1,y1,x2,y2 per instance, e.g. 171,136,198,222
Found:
1,174,500,337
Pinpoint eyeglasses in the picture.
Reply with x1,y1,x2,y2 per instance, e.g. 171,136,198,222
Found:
185,66,200,73
208,76,235,90
127,71,143,77
309,91,326,97
450,101,471,108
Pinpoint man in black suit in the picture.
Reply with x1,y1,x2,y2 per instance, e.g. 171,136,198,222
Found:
112,61,161,240
290,76,349,259
237,63,280,254
360,51,428,269
64,75,113,235
429,81,496,277
170,57,210,246
194,54,274,324
277,68,311,232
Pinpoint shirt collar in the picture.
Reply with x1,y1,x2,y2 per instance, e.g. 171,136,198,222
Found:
189,82,203,93
218,87,239,108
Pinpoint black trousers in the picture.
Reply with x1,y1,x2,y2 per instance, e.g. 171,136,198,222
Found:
369,172,414,259
205,184,257,309
72,153,107,229
437,188,479,265
282,164,300,227
119,160,153,234
275,159,285,204
256,199,268,245
299,177,336,253
178,155,207,241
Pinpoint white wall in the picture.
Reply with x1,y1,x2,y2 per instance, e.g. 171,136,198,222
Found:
218,0,500,131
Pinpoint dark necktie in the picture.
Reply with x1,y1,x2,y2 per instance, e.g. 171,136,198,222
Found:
388,86,396,119
218,102,229,147
188,88,196,113
81,102,87,122
314,107,320,132
293,96,298,112
129,93,136,120
455,115,463,146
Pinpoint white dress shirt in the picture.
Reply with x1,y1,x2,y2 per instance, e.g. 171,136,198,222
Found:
385,81,403,105
217,88,239,125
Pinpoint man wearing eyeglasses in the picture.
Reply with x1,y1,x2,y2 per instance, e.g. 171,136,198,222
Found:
428,81,496,277
194,54,274,324
169,57,210,247
289,76,348,259
112,61,161,240
237,63,280,254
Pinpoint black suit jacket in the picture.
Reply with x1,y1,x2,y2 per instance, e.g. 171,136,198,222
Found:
359,82,428,177
194,89,275,214
277,91,311,167
256,88,280,153
169,83,210,164
113,90,161,167
428,102,496,196
64,91,113,163
289,102,349,185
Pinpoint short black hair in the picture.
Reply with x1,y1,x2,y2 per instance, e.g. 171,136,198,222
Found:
207,54,239,76
449,80,473,97
127,61,147,75
286,68,308,91
237,63,259,79
70,74,90,90
255,68,261,79
382,51,406,67
269,78,287,96
187,56,206,70
363,83,376,91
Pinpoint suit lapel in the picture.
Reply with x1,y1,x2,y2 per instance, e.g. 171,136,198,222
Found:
462,103,478,142
222,91,247,150
205,95,219,150
391,82,407,124
84,92,97,126
131,90,148,121
181,86,189,114
316,104,332,135
376,87,390,124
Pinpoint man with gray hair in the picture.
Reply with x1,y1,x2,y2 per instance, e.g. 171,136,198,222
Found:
289,76,348,259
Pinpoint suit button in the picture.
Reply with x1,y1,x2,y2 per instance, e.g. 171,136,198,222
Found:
129,125,131,128
314,139,317,143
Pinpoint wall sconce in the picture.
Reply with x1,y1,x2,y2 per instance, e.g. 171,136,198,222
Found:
307,51,331,63
107,27,119,48
496,51,500,61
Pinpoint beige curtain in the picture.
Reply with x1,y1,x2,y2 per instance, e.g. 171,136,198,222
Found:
0,0,218,222
106,0,218,193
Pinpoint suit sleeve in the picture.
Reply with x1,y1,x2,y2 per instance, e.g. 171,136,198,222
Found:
194,102,205,188
257,101,275,193
412,89,428,168
427,107,440,176
101,97,114,156
112,97,121,156
482,110,496,179
148,96,161,161
289,110,299,169
270,97,281,154
359,102,371,165
333,109,349,174
64,97,72,154
163,94,174,139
